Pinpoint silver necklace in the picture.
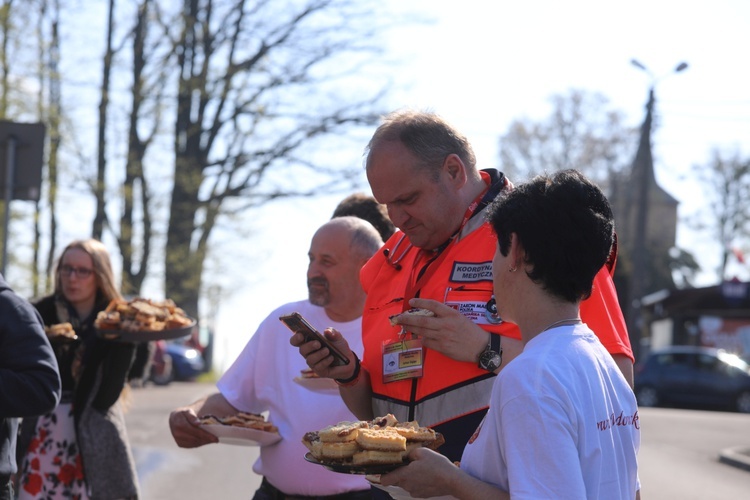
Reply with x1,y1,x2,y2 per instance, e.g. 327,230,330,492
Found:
541,317,581,333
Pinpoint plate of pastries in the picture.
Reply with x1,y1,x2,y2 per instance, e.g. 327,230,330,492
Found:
302,414,444,474
94,297,195,341
44,322,78,343
198,412,281,446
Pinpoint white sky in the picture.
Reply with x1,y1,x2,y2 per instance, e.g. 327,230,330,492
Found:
210,0,750,369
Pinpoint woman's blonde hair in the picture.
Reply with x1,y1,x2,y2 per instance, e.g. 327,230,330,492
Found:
54,239,122,302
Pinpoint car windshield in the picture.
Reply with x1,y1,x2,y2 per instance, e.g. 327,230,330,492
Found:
718,351,750,373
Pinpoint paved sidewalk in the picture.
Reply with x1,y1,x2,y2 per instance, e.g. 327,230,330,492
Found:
125,382,262,499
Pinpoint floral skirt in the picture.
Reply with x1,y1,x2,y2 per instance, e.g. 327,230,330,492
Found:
17,403,89,500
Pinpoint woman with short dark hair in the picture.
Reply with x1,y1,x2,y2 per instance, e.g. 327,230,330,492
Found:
381,170,640,499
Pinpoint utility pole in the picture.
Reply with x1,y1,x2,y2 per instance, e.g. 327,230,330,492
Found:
626,60,688,359
628,87,655,361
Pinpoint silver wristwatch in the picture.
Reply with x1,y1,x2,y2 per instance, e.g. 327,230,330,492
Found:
478,333,502,372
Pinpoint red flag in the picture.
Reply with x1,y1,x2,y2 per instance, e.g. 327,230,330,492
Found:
732,247,746,264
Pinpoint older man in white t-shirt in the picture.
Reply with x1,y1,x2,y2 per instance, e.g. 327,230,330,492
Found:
168,217,383,499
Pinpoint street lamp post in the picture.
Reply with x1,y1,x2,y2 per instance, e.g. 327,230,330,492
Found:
627,59,688,359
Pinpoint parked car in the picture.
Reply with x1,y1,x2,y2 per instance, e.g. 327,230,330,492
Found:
634,346,750,413
149,339,205,385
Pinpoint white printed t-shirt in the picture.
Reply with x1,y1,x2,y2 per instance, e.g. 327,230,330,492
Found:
461,323,640,499
217,299,368,496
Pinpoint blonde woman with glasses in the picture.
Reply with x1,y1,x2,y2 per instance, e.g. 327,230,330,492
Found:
17,239,140,500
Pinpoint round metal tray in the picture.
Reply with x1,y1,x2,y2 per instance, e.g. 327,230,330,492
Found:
96,318,196,342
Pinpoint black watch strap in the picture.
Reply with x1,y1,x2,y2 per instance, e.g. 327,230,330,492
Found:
489,331,501,354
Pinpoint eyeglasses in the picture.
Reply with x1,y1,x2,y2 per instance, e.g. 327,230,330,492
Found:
59,265,94,279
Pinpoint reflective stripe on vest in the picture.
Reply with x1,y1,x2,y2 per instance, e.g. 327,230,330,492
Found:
372,375,495,428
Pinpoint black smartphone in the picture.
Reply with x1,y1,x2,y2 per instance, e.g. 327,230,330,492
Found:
279,312,351,367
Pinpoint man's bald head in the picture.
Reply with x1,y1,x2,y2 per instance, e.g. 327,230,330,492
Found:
316,216,383,261
307,217,383,321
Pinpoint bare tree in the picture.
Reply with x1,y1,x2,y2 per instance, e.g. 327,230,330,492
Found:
2,0,389,318
0,0,12,117
0,0,52,120
32,0,48,297
43,0,61,291
497,88,687,348
158,0,384,317
688,149,750,280
498,88,634,190
0,0,56,293
118,0,163,296
91,0,116,241
0,0,11,263
0,0,64,294
85,0,165,297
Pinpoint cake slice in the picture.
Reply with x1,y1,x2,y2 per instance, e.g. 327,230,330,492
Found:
318,420,367,443
355,428,406,451
352,449,406,465
388,308,436,327
319,441,360,460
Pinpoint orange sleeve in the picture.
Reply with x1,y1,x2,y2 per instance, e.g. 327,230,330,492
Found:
580,266,634,362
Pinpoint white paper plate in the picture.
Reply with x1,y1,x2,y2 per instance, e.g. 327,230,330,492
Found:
293,376,339,394
200,424,281,447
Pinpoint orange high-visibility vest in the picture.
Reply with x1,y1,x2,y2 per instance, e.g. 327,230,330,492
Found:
360,215,632,433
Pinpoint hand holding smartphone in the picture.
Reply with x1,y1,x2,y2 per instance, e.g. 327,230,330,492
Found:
280,312,351,367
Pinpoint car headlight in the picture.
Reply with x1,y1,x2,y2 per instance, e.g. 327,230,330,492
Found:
184,349,199,360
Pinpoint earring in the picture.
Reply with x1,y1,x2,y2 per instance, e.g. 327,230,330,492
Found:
508,265,517,273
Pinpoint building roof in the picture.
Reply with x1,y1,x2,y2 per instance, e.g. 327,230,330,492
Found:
642,280,750,318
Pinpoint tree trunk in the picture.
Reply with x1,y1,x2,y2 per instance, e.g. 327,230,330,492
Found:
165,0,203,318
0,0,12,117
32,0,47,297
92,0,115,240
120,0,153,297
165,150,203,317
45,5,61,289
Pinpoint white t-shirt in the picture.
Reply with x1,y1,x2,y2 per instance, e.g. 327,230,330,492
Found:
217,299,369,496
461,323,640,499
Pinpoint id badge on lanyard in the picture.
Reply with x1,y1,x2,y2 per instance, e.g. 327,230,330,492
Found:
382,337,424,383
380,184,491,385
381,245,433,384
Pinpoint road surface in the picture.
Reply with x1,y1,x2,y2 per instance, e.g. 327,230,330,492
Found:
125,382,750,499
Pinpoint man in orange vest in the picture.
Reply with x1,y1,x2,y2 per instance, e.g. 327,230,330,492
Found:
292,110,633,463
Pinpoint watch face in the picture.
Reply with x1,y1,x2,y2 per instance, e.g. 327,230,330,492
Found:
480,350,502,371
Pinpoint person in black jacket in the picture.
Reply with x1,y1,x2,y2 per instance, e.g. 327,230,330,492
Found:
17,239,140,500
0,273,61,500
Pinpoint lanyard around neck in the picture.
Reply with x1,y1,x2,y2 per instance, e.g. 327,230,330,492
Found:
402,184,491,309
